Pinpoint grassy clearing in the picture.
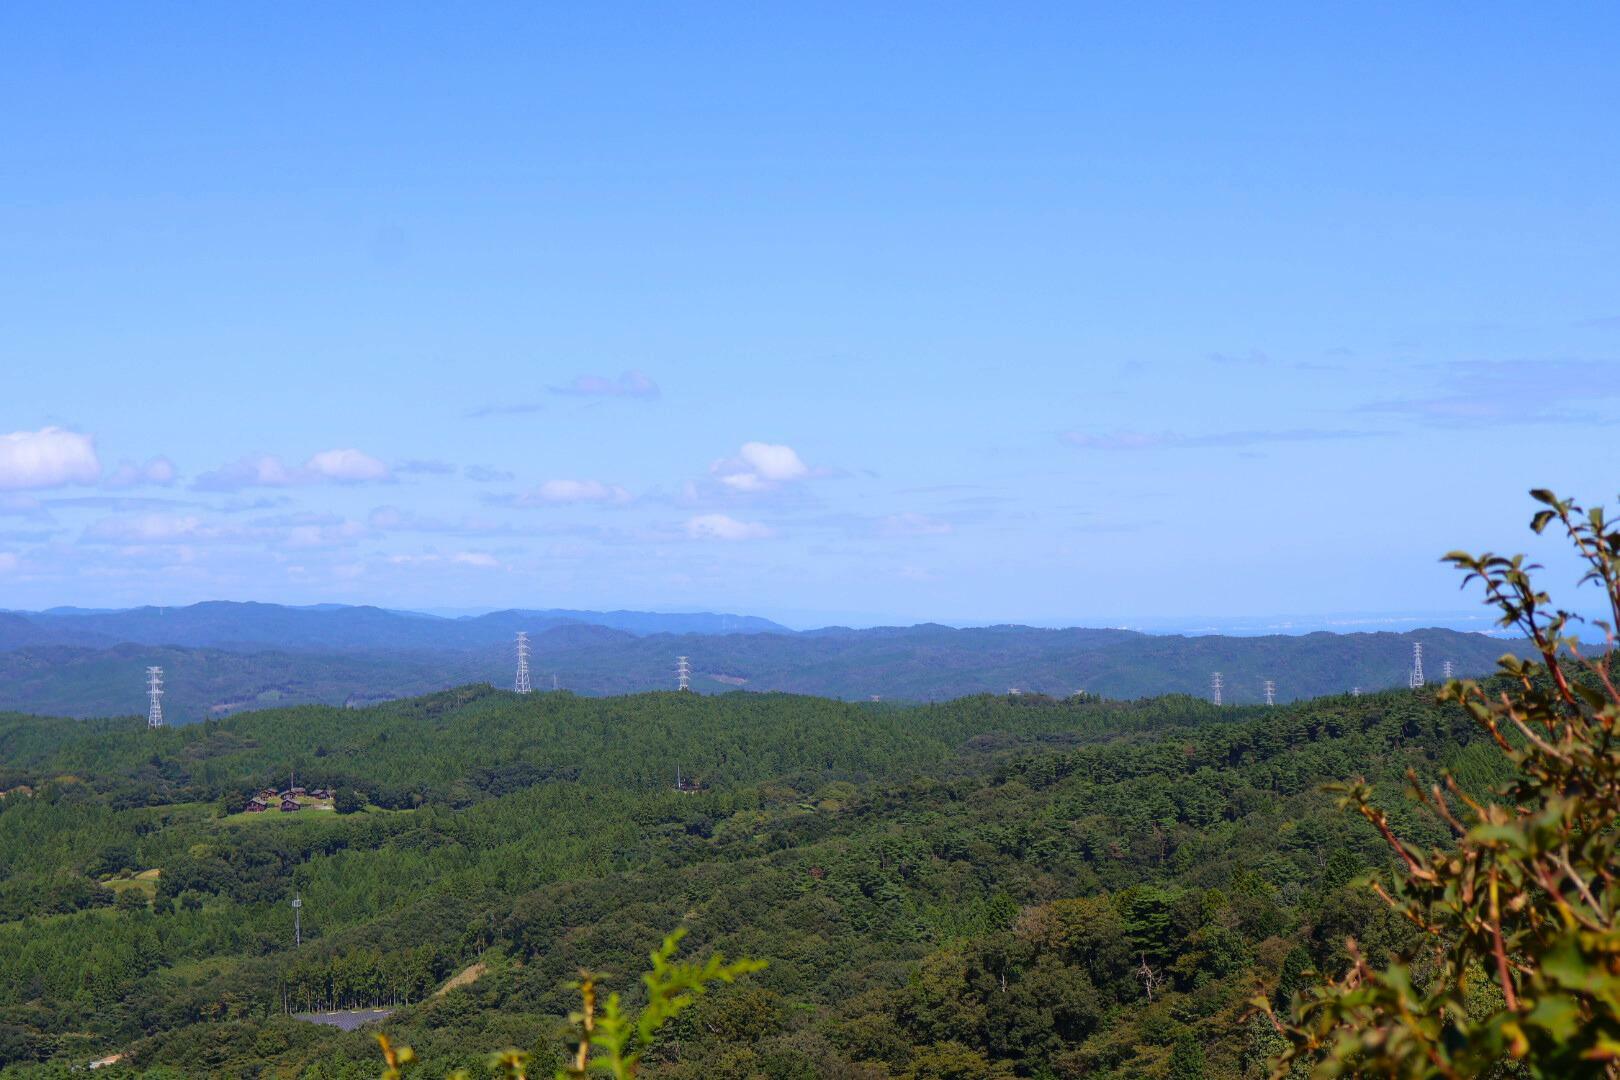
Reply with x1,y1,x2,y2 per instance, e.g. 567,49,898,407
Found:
102,868,161,896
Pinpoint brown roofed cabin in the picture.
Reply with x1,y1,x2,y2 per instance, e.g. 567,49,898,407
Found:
279,797,301,812
245,799,269,813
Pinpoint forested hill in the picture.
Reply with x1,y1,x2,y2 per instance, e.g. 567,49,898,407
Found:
0,619,1526,719
0,679,1518,1077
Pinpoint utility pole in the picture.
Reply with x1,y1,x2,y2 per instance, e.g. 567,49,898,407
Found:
1210,672,1223,706
676,656,691,691
146,666,164,729
1409,642,1425,689
291,894,302,946
1263,679,1276,706
514,631,531,694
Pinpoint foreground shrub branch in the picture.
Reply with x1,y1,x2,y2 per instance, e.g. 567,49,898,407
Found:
1259,489,1620,1078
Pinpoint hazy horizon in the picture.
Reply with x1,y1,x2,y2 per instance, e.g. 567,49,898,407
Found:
4,596,1522,638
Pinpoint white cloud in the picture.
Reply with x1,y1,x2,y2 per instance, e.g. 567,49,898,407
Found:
104,456,178,489
0,552,18,574
712,442,811,492
0,428,100,490
306,448,391,483
518,479,631,505
685,513,775,541
194,448,393,491
384,550,503,569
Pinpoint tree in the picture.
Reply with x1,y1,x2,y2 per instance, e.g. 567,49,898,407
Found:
1168,1032,1208,1080
1262,489,1620,1078
334,787,365,814
376,928,762,1080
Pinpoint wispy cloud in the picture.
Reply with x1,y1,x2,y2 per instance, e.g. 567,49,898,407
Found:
396,459,456,476
1357,358,1620,427
1206,349,1270,366
193,449,394,491
82,510,368,549
880,512,954,537
685,513,775,541
386,550,503,569
464,464,514,483
82,513,238,544
1060,428,1384,451
464,401,545,419
47,495,197,511
368,505,516,536
513,479,632,506
103,456,178,489
550,370,660,399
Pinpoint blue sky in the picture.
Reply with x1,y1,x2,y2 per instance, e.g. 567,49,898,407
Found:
3,4,1618,627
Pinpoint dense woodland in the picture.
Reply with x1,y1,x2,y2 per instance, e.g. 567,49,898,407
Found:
0,674,1516,1078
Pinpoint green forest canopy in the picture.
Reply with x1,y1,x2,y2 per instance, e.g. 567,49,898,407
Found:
0,678,1509,1078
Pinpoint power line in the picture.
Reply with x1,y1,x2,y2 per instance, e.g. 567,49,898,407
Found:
146,666,164,729
514,631,531,694
676,656,691,692
1210,672,1223,706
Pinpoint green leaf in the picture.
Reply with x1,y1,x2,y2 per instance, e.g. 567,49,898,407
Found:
1525,994,1583,1041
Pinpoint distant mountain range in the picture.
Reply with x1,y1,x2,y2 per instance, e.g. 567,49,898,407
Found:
0,602,791,652
0,601,1534,720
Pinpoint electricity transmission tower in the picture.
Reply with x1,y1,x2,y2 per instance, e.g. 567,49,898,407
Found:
1263,679,1276,706
514,631,531,694
146,666,165,729
1409,642,1425,689
1210,672,1223,706
1352,686,1363,697
676,656,691,691
1442,659,1454,680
